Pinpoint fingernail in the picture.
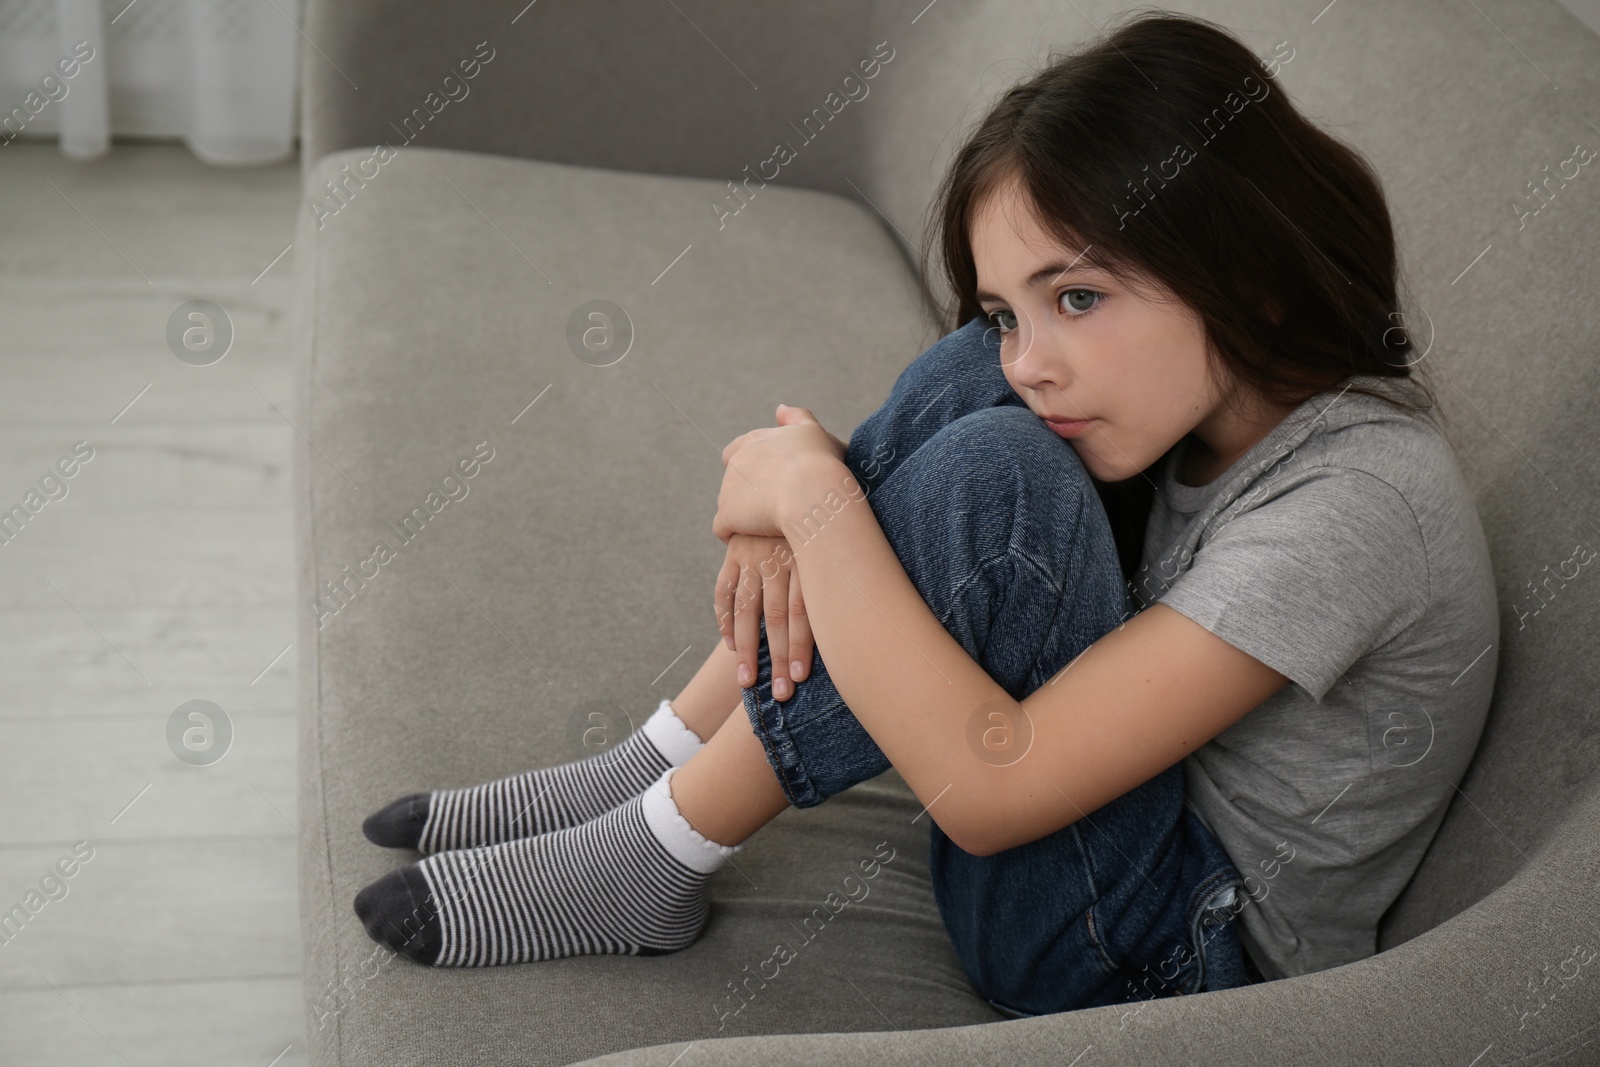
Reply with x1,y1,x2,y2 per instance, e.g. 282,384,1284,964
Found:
775,678,790,699
738,664,752,686
791,661,805,679
724,635,736,651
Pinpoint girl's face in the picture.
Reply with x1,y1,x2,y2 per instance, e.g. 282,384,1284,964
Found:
970,177,1230,483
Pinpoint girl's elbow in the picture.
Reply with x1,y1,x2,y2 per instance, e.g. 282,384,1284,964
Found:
944,825,1001,857
939,807,1015,857
930,806,993,856
944,802,1078,857
961,834,1004,858
931,768,1077,856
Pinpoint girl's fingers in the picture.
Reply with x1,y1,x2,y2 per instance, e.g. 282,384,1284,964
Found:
734,561,761,689
787,571,813,685
715,554,739,649
764,564,792,702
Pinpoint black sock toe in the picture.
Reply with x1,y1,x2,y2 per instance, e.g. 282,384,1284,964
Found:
353,865,442,965
362,793,430,849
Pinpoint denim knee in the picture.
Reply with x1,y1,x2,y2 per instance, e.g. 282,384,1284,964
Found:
879,405,1121,608
860,404,1129,700
921,403,1094,481
845,318,1025,495
740,402,1125,808
888,405,1099,526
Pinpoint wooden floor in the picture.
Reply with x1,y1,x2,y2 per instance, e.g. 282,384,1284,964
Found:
0,140,307,1066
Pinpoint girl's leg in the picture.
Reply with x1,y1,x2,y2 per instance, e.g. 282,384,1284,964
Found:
843,316,1029,496
354,702,781,969
736,317,1092,809
667,698,790,847
352,318,1247,979
359,639,748,853
358,317,1014,855
732,320,1253,1013
668,640,748,741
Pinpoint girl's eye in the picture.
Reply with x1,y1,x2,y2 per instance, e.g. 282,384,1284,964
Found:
1060,288,1101,315
984,289,1102,335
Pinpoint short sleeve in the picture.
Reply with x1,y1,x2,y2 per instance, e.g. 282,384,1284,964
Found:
1156,469,1430,702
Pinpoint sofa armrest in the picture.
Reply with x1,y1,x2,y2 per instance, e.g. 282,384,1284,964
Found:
300,0,876,194
568,768,1600,1066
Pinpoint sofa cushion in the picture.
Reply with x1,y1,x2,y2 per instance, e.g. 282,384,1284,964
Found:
298,0,1600,949
848,0,1600,951
292,144,1003,1066
295,0,1600,1061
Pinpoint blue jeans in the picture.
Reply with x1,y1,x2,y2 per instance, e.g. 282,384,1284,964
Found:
740,317,1262,1017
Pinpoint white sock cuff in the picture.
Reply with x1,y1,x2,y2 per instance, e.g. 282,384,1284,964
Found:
639,766,742,874
640,698,706,766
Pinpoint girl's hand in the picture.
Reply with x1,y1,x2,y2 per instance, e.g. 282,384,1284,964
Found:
789,404,849,465
712,404,848,544
715,534,812,701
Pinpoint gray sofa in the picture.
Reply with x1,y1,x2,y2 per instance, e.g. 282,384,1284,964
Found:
291,2,1600,1064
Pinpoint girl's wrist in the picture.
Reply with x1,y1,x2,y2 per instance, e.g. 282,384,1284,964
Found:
776,457,866,539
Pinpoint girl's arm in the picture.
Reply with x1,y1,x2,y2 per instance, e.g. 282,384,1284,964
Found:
780,461,1289,858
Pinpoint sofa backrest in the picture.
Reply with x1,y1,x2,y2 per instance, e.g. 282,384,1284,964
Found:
849,0,1600,948
302,0,1600,946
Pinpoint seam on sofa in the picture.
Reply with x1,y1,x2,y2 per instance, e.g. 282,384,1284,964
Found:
311,173,345,1067
297,152,342,1067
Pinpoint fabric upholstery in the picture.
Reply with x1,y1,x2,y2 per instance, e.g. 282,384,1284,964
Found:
294,2,1600,1063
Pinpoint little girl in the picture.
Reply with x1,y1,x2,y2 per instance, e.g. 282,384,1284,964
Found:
354,11,1498,1018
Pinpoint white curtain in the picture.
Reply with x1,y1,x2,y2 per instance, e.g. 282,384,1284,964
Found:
0,0,300,165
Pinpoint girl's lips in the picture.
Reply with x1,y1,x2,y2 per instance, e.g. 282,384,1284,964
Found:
1043,416,1095,439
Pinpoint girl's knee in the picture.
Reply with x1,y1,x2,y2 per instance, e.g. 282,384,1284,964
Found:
920,406,1094,498
895,316,990,378
879,318,1005,419
870,405,1105,576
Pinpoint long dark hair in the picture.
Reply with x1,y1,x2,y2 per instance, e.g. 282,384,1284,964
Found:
918,10,1441,577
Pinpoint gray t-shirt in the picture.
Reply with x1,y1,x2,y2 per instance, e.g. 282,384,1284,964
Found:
1127,373,1499,981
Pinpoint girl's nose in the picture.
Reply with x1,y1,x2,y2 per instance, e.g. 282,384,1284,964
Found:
1005,329,1062,390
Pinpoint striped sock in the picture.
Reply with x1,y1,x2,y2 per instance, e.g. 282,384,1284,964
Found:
361,698,705,854
353,766,740,966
